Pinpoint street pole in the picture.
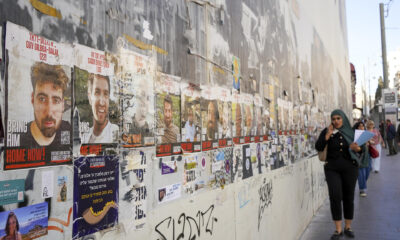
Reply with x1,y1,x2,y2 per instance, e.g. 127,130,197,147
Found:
380,3,389,89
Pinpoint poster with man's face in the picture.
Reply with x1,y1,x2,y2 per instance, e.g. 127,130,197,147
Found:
241,93,254,142
74,44,119,151
4,22,73,170
181,82,201,153
253,95,263,140
119,48,155,147
155,73,181,156
201,86,219,151
232,90,244,144
216,87,232,147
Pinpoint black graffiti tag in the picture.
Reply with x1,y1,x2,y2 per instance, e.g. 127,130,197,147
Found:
258,178,273,231
155,204,218,240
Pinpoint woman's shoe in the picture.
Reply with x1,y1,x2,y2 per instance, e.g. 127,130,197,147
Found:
344,228,355,238
360,191,367,197
330,231,343,240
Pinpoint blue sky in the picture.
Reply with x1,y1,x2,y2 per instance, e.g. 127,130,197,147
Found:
346,0,400,103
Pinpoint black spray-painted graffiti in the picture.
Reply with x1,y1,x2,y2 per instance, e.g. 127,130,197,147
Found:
258,178,273,231
155,205,218,240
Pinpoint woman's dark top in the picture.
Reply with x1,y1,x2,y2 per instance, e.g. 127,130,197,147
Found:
315,128,357,165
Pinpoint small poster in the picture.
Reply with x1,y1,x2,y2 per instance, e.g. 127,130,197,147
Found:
4,22,73,170
242,144,253,179
181,82,201,153
73,155,119,239
74,44,119,153
201,86,219,151
210,148,233,189
41,170,54,198
0,202,48,240
232,56,240,90
158,183,181,204
216,87,232,148
155,73,181,156
182,152,208,195
0,179,24,205
57,176,68,202
119,48,155,147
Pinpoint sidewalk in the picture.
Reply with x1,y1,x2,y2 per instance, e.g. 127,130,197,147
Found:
299,148,400,240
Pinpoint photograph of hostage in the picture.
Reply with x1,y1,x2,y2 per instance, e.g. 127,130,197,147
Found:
161,95,179,143
20,62,71,148
82,74,118,143
183,105,196,142
206,101,219,140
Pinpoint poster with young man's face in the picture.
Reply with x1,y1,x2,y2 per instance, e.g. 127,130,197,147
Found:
216,87,232,147
155,73,181,156
241,93,254,142
232,90,244,144
181,82,201,153
74,44,119,151
119,48,155,147
201,86,219,151
4,22,73,170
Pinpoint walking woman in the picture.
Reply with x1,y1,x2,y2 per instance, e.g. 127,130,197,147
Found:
353,121,371,197
366,120,384,173
315,110,364,239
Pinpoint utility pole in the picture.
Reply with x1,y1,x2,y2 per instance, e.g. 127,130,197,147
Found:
380,3,389,88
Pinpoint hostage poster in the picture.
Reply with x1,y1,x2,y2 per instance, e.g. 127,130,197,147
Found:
180,82,201,153
155,73,181,156
253,94,263,142
74,44,119,155
119,48,155,148
232,90,244,144
4,22,73,170
216,87,232,148
73,155,119,239
201,86,219,151
241,93,254,143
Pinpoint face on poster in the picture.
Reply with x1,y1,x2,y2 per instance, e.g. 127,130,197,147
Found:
4,22,73,170
231,91,243,138
201,99,219,141
181,83,201,143
74,44,119,145
119,48,155,147
216,87,232,140
0,202,48,240
73,155,119,239
242,102,253,137
155,73,181,146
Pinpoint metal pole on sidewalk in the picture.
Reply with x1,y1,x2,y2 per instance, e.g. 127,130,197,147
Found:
380,3,389,89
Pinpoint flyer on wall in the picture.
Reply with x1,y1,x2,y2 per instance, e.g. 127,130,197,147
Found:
241,93,254,143
74,43,119,156
155,72,181,156
200,85,219,151
253,95,264,142
73,155,119,239
232,90,244,145
180,82,201,153
119,48,155,148
4,22,73,170
216,87,232,148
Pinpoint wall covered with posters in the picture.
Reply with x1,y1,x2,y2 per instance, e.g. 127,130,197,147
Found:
0,0,350,239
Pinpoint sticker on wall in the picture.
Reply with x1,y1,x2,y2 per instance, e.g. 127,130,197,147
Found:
155,73,181,156
158,183,181,204
181,82,201,153
0,202,48,240
0,179,25,205
73,155,119,239
41,170,54,198
74,44,118,155
4,22,73,170
57,176,68,202
119,48,155,148
216,87,232,148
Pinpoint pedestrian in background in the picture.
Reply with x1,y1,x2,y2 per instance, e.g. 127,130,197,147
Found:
386,119,397,156
366,120,384,173
353,121,371,197
379,120,386,149
315,109,363,240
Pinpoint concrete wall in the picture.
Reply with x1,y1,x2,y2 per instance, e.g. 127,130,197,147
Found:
0,0,350,239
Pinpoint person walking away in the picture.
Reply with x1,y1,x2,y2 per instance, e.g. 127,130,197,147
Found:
315,109,364,240
386,119,397,156
353,122,371,197
366,120,384,173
